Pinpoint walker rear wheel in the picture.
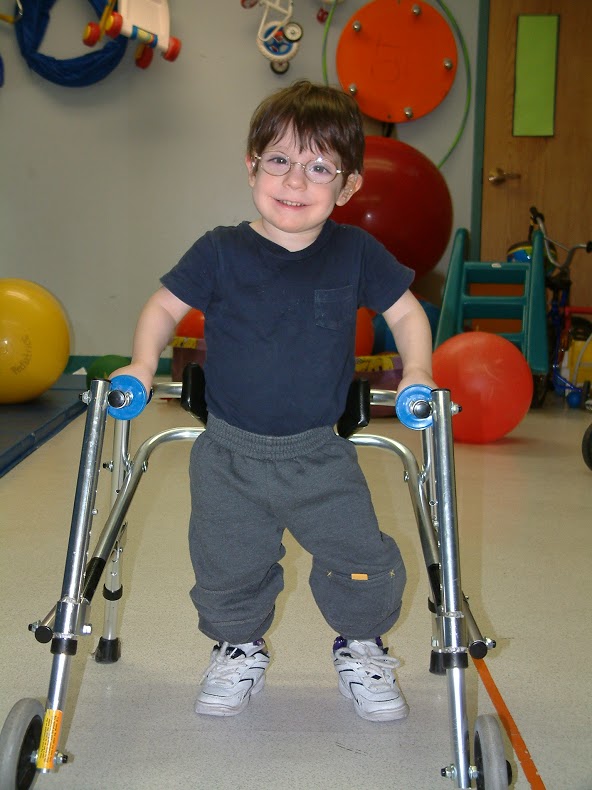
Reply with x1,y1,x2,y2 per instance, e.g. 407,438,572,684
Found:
0,698,44,790
473,715,511,789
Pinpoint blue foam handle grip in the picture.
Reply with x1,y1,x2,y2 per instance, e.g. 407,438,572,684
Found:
395,384,433,430
108,375,148,420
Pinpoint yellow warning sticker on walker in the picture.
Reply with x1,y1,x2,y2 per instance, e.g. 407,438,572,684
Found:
37,709,63,771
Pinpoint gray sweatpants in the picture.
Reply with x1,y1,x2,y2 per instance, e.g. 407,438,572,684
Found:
188,414,406,644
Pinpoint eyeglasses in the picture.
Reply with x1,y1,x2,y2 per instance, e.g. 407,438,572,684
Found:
254,152,344,184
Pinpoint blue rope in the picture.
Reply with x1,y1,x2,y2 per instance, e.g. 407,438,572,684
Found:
14,0,128,87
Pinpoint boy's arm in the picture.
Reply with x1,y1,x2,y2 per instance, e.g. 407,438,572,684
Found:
112,286,192,394
382,290,436,399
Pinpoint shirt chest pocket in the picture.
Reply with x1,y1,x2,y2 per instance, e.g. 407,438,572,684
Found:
314,286,354,331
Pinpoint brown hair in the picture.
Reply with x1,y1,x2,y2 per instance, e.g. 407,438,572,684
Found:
247,80,365,177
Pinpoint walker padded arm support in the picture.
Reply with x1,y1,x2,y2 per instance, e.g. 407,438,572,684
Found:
181,363,208,424
336,378,370,438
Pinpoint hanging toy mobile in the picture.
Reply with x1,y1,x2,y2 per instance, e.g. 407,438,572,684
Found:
0,0,22,25
242,0,303,75
0,0,22,86
83,0,181,70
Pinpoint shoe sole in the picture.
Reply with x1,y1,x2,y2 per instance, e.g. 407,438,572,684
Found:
338,679,409,722
195,673,265,717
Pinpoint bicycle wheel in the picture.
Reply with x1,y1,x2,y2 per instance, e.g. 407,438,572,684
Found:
530,373,548,408
582,424,592,470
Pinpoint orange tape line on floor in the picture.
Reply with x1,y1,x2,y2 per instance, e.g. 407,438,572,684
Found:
472,657,546,789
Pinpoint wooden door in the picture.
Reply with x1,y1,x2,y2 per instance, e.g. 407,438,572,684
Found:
481,0,592,306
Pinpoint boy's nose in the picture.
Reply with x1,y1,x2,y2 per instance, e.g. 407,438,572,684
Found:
283,162,307,186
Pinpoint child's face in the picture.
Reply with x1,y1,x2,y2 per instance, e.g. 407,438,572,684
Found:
245,129,362,250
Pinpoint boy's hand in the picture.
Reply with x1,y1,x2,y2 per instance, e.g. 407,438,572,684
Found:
109,361,155,398
396,368,437,404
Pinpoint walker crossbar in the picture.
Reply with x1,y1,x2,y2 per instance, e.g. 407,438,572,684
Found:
0,379,509,790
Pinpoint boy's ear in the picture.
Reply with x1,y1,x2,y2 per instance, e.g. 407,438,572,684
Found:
245,154,257,186
336,173,363,206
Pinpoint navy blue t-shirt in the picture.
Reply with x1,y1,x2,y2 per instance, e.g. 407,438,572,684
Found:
161,219,414,435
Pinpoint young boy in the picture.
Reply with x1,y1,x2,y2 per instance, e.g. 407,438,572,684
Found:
114,80,435,722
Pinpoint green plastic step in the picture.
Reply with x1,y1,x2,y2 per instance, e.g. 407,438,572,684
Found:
435,228,549,375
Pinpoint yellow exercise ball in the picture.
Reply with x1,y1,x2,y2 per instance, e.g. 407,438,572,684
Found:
0,279,71,404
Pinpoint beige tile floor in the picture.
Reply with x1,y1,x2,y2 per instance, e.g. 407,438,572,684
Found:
1,392,591,790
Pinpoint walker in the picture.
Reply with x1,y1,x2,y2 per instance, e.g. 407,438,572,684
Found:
0,369,511,789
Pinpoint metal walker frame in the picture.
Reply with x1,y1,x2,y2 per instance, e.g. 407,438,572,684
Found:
0,378,510,789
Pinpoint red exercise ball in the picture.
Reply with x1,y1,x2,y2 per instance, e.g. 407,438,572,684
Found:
355,307,375,356
432,332,533,444
332,136,453,279
176,309,205,339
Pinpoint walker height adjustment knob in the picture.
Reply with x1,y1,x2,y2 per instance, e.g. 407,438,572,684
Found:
108,375,148,420
395,384,433,429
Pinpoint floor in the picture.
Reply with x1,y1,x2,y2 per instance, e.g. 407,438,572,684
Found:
0,391,591,790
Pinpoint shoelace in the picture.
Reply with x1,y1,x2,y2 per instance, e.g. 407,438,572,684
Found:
200,642,254,687
338,644,401,690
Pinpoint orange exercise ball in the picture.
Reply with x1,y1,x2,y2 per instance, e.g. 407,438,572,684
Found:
355,308,375,356
0,279,70,404
332,136,453,279
432,332,533,444
176,308,205,339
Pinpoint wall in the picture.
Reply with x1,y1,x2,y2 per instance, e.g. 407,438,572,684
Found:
0,1,480,359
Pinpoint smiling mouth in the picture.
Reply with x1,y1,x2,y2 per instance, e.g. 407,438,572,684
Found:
277,199,306,207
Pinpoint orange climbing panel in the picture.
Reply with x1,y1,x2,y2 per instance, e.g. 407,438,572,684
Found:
336,0,457,123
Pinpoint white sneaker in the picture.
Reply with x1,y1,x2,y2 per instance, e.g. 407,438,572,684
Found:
195,640,270,717
333,636,409,722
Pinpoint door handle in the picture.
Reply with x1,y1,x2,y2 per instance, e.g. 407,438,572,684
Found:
488,167,521,185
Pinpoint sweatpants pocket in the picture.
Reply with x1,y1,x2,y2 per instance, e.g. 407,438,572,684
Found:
310,560,406,636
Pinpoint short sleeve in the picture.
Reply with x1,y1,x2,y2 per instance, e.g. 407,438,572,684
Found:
357,230,415,313
160,231,219,313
